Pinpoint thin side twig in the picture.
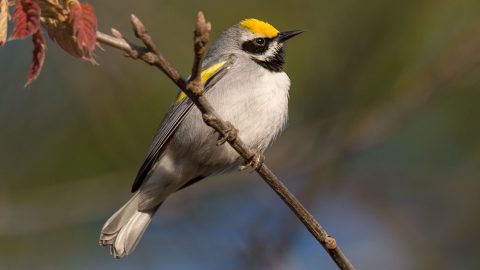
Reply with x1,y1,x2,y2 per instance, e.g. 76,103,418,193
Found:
190,12,210,92
95,12,355,270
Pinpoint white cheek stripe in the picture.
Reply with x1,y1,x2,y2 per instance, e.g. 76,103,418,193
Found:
255,41,281,61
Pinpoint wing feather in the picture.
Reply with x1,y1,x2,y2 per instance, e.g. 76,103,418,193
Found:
131,57,235,192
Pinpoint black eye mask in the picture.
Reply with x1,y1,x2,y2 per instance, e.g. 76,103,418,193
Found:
241,37,273,54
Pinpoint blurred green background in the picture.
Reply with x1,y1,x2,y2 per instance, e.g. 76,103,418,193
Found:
1,0,480,269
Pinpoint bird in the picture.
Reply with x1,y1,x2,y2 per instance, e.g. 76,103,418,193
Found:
99,18,303,258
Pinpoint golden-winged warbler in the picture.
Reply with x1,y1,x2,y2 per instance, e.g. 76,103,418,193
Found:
100,18,303,258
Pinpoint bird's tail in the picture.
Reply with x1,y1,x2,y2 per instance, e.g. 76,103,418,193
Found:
99,193,159,258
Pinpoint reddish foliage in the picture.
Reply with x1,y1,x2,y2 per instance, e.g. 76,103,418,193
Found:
45,20,85,59
10,0,40,40
25,29,46,86
69,2,97,57
0,0,100,86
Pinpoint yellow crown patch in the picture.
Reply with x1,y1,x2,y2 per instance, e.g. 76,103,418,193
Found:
240,18,279,38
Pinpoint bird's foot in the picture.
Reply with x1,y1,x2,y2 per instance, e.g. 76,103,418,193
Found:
216,121,238,146
239,151,265,172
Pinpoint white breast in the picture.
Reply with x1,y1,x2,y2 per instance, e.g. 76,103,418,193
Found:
173,60,290,172
213,63,290,152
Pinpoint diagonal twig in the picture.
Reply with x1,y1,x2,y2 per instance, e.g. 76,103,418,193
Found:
95,12,355,270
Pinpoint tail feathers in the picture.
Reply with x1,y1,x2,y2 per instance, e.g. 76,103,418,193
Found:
99,194,159,258
101,193,141,238
110,211,154,258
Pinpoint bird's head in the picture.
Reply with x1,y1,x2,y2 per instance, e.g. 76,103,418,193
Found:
207,18,303,72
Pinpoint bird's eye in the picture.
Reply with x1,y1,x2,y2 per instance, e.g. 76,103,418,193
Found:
254,38,266,46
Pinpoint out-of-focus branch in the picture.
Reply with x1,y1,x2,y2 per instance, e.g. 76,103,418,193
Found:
95,12,355,270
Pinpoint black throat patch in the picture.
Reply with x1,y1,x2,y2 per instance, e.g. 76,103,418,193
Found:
253,47,285,72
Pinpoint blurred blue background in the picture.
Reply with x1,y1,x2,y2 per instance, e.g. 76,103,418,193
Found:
1,0,480,269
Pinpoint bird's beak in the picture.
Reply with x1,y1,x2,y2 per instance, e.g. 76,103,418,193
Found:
278,30,304,42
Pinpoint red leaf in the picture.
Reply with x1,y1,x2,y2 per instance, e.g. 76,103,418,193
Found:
69,2,97,57
10,0,40,40
25,29,46,87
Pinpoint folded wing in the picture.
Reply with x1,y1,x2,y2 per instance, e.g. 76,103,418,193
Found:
131,57,235,192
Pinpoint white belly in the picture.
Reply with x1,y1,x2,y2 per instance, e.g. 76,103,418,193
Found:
220,70,290,152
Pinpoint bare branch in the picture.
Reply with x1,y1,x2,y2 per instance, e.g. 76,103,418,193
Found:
95,12,355,270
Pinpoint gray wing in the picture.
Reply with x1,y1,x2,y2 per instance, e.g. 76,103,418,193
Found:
131,57,235,192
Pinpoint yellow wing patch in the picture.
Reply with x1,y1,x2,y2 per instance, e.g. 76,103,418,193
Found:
175,61,228,103
240,18,279,38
